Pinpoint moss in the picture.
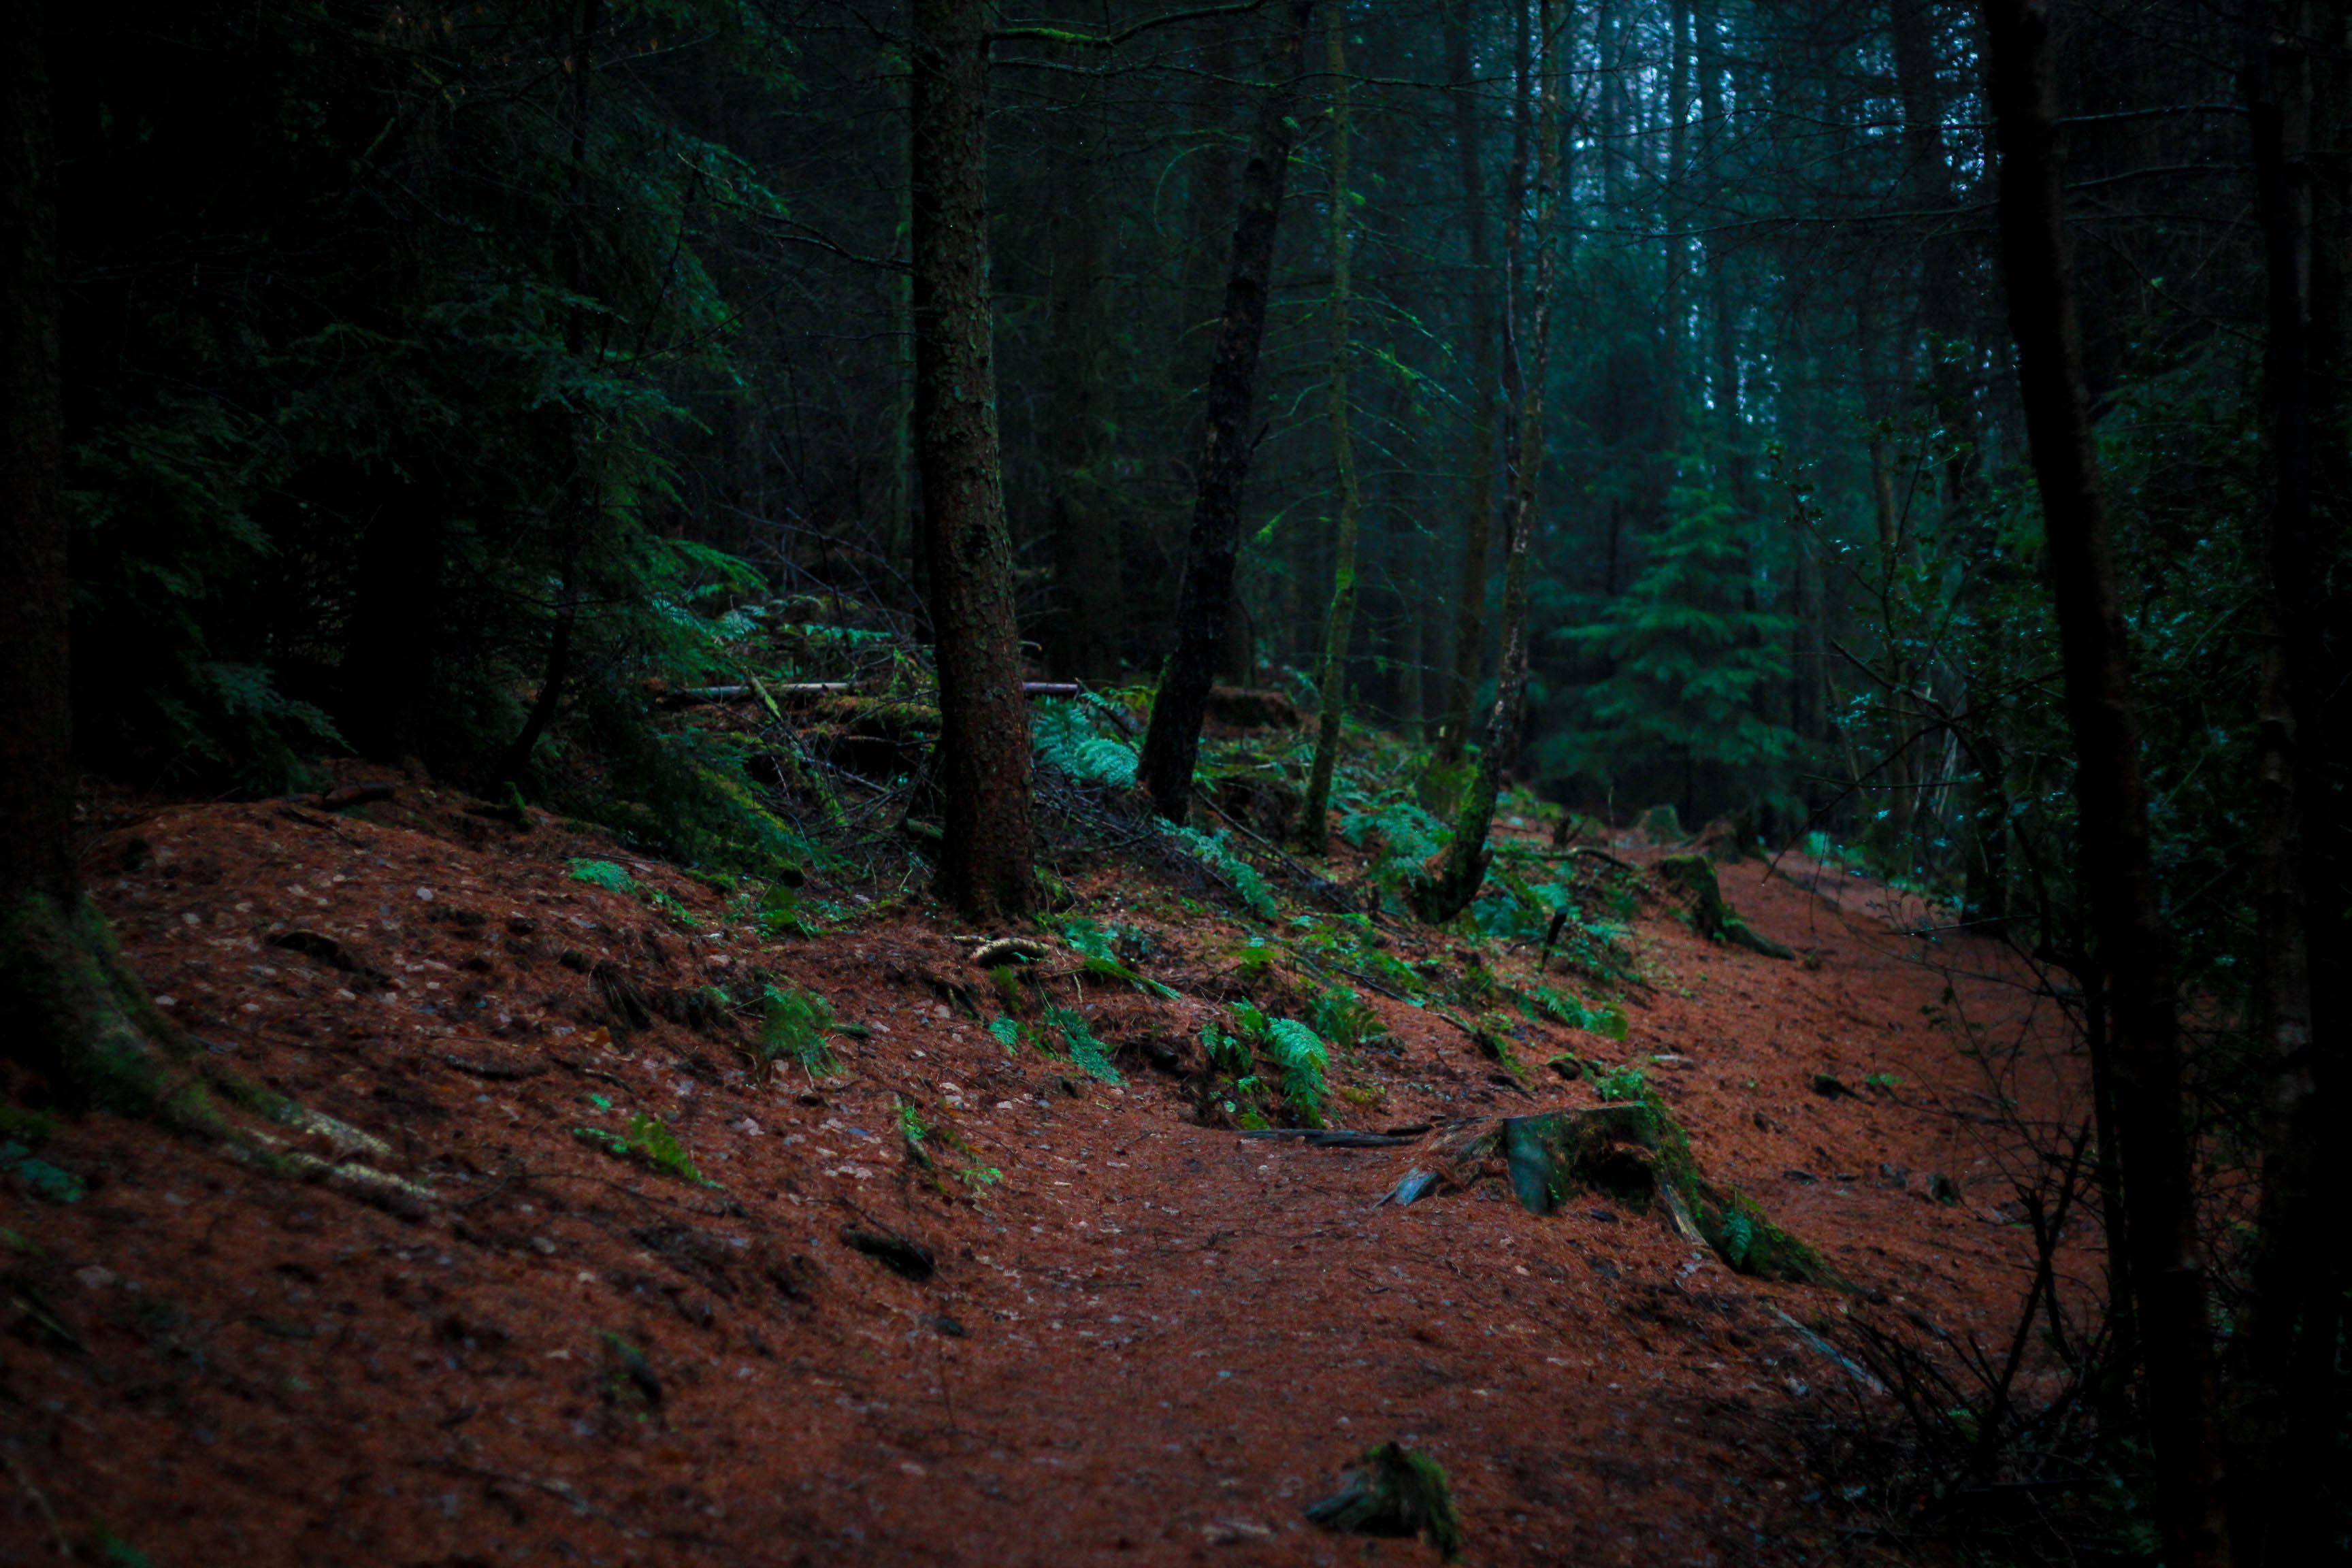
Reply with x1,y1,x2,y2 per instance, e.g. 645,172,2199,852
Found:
1656,853,1794,960
1486,1094,1843,1288
1305,1441,1463,1559
1,892,180,1115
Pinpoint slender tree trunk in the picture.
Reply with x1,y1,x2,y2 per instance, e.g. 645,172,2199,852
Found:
1139,0,1318,821
1,3,193,1108
501,0,605,781
2238,3,2347,1558
1661,0,1692,449
1414,0,1558,922
1300,3,1362,852
911,0,1033,917
1043,59,1120,681
1980,1,2232,1560
1442,0,1501,764
1,3,72,941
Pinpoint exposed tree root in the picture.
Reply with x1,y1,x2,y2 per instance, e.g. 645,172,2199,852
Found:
2,891,434,1218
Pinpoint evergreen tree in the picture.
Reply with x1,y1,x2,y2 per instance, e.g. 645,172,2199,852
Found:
1550,479,1794,817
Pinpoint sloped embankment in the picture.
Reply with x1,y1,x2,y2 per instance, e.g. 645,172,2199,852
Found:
0,777,2075,1565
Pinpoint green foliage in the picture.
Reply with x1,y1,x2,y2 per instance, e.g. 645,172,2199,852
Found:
574,1113,707,1185
894,1097,930,1145
0,1143,86,1205
1200,1022,1252,1077
56,0,813,822
1309,983,1386,1051
1526,984,1629,1039
1041,1008,1124,1084
1337,798,1447,887
1171,826,1279,920
1543,478,1797,801
1593,1063,1649,1104
1034,701,1140,787
568,859,638,894
1718,1204,1755,1269
757,984,839,1079
987,1016,1024,1052
1058,917,1179,998
91,1529,156,1568
757,879,809,938
1263,1019,1332,1125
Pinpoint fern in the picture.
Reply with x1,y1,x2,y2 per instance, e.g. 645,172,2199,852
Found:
1311,984,1385,1050
1058,917,1178,997
1200,1023,1251,1077
1033,702,1139,788
1043,1007,1124,1085
757,983,838,1079
1719,1204,1755,1269
1594,1063,1648,1103
568,858,636,894
1526,985,1629,1040
1263,1018,1330,1126
1075,737,1139,788
574,1113,707,1185
1171,825,1278,919
1337,798,1447,877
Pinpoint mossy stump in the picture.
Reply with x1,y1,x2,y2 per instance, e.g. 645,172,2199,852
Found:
1395,1099,1841,1288
1656,854,1794,960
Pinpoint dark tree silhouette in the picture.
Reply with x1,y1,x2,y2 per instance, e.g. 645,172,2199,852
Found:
1138,0,1318,823
1982,0,2233,1558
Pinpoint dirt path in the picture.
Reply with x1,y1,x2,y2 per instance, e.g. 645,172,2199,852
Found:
0,793,2089,1566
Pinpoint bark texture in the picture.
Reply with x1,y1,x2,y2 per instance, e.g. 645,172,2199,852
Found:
2238,1,2348,1557
1412,0,1558,924
1043,57,1120,681
1139,0,1318,821
1441,0,1500,764
1299,1,1362,852
1981,0,2234,1560
911,0,1034,917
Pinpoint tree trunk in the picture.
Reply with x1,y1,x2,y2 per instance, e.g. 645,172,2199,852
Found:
2238,2,2347,1557
1980,1,2233,1561
911,0,1033,917
1441,0,1501,764
1138,0,1318,822
0,6,213,1111
1,11,69,928
1299,2,1362,853
1043,59,1120,681
1413,0,1558,924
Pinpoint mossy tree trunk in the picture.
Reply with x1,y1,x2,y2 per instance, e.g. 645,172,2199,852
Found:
1439,0,1500,766
1297,1,1362,853
1138,0,1318,823
1411,0,1557,925
910,0,1034,918
1,4,93,1094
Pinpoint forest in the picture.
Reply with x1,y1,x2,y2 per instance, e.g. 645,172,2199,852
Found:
0,0,2345,1561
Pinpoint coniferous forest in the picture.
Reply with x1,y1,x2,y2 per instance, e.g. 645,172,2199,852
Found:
1,0,2347,1561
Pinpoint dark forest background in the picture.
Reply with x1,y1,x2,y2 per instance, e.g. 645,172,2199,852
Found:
16,0,2350,1558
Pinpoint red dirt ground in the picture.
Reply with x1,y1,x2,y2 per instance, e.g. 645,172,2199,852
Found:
0,776,2093,1567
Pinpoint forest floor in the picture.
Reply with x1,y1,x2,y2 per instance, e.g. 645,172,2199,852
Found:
0,766,2093,1567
